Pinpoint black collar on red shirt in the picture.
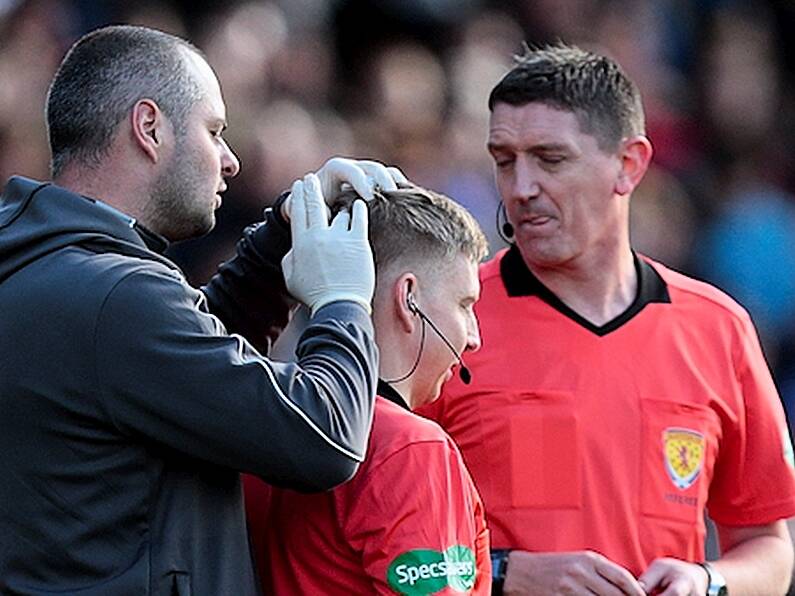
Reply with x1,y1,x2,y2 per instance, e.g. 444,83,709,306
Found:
500,244,671,336
377,379,411,411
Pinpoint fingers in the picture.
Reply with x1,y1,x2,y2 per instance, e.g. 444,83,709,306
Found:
357,160,399,192
302,173,328,229
330,198,368,236
654,578,691,596
637,564,665,595
594,558,647,596
316,156,411,201
349,199,369,238
330,208,351,231
582,578,631,596
280,193,292,221
288,174,331,232
638,559,704,596
387,165,409,185
323,157,373,200
287,179,305,236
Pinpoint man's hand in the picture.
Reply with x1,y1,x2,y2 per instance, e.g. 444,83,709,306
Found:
503,550,647,596
281,173,374,316
637,558,709,596
281,157,408,220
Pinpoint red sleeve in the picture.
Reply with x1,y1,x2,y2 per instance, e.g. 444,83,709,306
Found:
707,313,795,525
242,474,272,582
340,439,490,595
471,476,492,596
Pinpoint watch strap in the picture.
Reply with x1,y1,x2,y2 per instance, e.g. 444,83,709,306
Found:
697,561,728,596
490,549,510,595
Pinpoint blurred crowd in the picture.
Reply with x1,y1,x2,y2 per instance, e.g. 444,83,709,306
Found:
2,0,795,421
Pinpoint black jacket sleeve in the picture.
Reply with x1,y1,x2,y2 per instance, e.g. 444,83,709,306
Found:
93,263,378,492
202,195,292,355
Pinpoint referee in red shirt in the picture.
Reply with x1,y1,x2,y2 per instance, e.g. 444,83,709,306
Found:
246,184,492,595
419,43,795,596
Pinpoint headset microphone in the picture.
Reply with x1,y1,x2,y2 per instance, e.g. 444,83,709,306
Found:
496,202,514,242
407,294,472,385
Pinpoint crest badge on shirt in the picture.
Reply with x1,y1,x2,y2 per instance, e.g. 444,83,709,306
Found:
663,427,705,490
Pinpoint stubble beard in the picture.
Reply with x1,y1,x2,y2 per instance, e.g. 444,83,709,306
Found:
147,136,215,242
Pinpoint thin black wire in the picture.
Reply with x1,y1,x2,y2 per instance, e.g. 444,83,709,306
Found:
496,201,514,244
383,317,427,384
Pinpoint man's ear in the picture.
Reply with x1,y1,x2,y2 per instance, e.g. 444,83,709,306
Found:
393,272,419,334
130,99,168,164
615,134,653,197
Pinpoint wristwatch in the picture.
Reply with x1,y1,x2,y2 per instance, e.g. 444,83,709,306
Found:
490,549,510,595
698,561,728,596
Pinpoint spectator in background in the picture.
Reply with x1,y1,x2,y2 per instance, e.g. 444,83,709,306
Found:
419,43,795,595
0,0,68,178
441,10,523,256
693,5,795,372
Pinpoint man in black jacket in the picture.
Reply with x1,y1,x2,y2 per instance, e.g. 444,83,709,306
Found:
0,25,395,595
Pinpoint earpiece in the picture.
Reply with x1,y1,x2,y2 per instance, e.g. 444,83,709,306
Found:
406,293,419,314
400,292,472,385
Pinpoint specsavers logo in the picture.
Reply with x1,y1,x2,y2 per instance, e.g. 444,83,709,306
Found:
663,427,705,490
387,545,476,595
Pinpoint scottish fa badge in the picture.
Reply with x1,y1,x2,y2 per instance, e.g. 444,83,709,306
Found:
663,427,705,490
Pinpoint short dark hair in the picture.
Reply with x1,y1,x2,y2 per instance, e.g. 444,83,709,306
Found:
333,185,488,279
46,25,205,178
488,43,645,151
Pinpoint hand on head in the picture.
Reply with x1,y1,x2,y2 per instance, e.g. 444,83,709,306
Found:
280,157,408,220
281,173,375,316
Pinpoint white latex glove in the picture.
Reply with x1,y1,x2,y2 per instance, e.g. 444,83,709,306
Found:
281,173,375,316
281,157,409,220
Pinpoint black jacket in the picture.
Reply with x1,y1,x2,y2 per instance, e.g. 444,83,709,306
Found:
0,177,378,595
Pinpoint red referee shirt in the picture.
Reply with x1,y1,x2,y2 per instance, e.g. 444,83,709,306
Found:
246,388,491,595
418,246,795,577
